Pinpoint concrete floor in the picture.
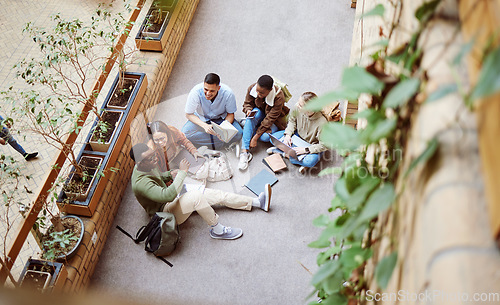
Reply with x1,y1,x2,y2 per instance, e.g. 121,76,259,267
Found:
90,1,355,304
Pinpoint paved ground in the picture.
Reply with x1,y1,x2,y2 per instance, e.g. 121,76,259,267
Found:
90,1,355,304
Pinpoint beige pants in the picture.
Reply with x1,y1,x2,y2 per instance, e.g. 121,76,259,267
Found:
163,188,253,226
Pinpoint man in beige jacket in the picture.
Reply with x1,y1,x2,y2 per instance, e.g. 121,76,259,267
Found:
267,92,328,174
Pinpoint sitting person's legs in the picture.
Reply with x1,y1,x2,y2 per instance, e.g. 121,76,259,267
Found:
241,108,265,151
259,124,279,143
182,120,225,149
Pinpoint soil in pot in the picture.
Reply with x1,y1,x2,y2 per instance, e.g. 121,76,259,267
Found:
144,9,169,33
90,111,121,143
20,270,51,292
108,78,138,108
41,216,82,261
63,156,101,198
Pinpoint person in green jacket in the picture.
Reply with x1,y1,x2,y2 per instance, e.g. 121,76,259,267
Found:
267,92,329,174
130,143,272,240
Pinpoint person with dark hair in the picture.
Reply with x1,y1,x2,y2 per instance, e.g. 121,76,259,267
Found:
181,73,243,150
267,92,328,174
238,75,289,170
129,143,272,240
148,120,203,172
1,115,38,161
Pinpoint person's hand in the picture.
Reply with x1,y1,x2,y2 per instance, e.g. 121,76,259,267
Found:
193,151,204,160
179,158,190,172
203,123,217,136
170,169,178,178
246,109,253,116
0,138,6,145
283,134,293,146
249,134,259,149
293,147,308,155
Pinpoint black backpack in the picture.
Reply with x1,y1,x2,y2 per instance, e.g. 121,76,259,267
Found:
117,212,180,267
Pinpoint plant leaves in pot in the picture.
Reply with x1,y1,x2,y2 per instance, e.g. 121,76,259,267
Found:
41,215,84,262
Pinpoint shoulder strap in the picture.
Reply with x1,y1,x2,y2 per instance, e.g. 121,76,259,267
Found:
135,214,162,242
156,256,173,267
116,225,136,241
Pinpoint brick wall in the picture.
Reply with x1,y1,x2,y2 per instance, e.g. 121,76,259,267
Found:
62,0,200,292
351,1,500,304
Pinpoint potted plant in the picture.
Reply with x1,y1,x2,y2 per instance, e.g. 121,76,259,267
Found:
40,215,85,262
6,3,137,205
89,110,124,152
135,0,182,51
18,258,68,293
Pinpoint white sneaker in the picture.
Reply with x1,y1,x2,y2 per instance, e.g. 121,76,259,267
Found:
266,147,279,155
235,144,240,158
299,166,307,175
238,152,253,170
257,183,272,212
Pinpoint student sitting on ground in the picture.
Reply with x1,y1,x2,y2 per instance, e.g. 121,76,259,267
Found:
267,92,328,174
238,75,289,170
130,143,272,240
148,120,203,172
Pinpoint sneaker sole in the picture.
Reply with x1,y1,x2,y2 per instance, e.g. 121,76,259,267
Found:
264,183,271,212
238,153,253,170
210,230,243,240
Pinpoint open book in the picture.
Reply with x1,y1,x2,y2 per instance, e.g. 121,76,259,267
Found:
211,120,238,143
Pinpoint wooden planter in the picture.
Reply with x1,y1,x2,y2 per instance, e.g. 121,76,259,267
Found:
58,73,148,217
18,258,68,293
64,156,103,202
89,110,124,153
135,0,183,51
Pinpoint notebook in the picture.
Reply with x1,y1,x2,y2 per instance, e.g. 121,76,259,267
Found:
169,148,205,174
244,169,278,196
262,153,287,173
211,120,238,143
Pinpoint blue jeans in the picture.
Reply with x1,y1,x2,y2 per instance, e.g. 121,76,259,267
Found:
241,108,278,150
1,126,26,156
182,118,243,150
269,130,322,168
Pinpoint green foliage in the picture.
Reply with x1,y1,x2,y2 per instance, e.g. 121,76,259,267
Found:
375,251,398,289
42,229,78,261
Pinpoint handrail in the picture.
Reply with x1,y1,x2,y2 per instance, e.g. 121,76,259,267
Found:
0,0,146,284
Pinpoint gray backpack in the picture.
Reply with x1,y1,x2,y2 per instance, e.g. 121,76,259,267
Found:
117,212,180,267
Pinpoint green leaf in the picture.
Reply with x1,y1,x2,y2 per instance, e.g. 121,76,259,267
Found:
305,89,358,111
344,176,381,211
330,196,344,210
360,4,385,18
321,122,361,151
317,246,342,265
342,66,385,95
313,214,330,227
334,177,350,202
357,183,395,224
308,239,332,249
425,83,458,103
405,137,438,177
321,292,348,305
375,251,398,289
368,117,397,142
415,0,440,23
340,245,373,277
470,46,500,101
453,40,474,66
319,167,343,177
311,260,341,287
383,78,420,108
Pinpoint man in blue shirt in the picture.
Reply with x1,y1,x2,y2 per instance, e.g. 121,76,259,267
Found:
181,73,243,150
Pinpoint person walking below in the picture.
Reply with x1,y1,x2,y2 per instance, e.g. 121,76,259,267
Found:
0,115,38,161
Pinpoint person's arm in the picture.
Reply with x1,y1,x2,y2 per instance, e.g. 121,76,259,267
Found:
139,170,187,203
242,84,256,116
255,92,285,138
283,112,297,146
186,113,217,136
225,112,235,124
172,126,202,158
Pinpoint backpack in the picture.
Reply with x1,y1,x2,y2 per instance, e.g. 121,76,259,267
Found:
116,212,180,267
272,76,293,103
